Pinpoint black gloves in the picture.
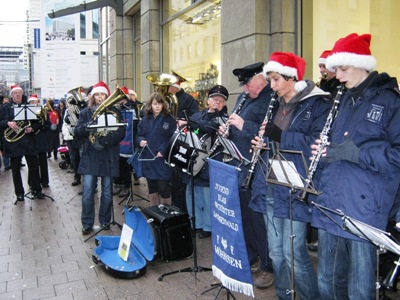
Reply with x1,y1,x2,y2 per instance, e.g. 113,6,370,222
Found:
264,123,282,143
322,135,360,164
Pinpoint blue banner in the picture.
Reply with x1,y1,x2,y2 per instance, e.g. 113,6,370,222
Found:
209,159,254,297
34,28,41,49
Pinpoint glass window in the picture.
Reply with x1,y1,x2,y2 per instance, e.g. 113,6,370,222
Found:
162,0,221,108
306,0,400,82
92,9,99,39
80,13,86,39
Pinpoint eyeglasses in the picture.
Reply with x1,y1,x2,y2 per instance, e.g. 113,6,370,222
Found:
210,97,225,103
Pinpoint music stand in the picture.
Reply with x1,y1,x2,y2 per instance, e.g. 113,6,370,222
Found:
118,170,148,207
265,147,319,300
312,202,400,300
158,112,212,281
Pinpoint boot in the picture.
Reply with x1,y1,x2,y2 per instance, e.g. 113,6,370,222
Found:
160,197,172,205
148,193,159,206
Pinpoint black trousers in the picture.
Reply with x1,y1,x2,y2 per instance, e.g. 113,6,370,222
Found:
114,156,131,188
11,155,41,196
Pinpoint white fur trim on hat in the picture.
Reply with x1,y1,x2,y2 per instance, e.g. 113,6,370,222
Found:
264,61,298,79
326,52,376,72
91,86,109,96
294,81,307,93
172,83,181,89
128,89,137,97
318,58,327,65
10,86,23,95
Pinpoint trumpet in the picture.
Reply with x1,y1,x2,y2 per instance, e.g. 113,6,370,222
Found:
296,84,345,203
242,92,277,189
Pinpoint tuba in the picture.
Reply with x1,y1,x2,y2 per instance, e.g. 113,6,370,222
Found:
4,120,31,143
88,85,128,144
67,86,85,126
146,73,179,118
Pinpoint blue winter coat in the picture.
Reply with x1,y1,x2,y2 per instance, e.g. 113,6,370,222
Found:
135,113,176,180
74,106,125,177
250,83,332,222
311,72,400,241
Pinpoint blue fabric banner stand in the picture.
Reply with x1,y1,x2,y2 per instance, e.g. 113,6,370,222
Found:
208,159,254,298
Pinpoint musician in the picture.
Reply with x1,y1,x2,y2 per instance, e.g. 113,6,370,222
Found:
64,90,87,187
28,94,50,188
135,92,176,206
0,85,44,201
168,81,199,120
318,50,341,97
311,33,400,299
180,85,229,238
219,62,275,289
113,86,139,198
249,52,332,299
74,81,125,235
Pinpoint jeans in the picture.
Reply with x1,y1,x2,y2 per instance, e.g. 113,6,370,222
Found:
186,182,211,231
318,230,376,300
81,175,112,229
266,195,319,300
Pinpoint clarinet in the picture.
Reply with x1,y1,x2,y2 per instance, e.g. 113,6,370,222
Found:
296,84,345,203
242,92,278,189
207,93,249,156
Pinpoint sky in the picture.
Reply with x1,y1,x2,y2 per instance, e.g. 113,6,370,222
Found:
0,0,30,47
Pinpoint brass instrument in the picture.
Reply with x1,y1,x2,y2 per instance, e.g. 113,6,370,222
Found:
4,120,31,142
296,84,345,203
88,85,127,144
242,92,278,189
146,72,179,118
34,100,53,135
68,86,85,105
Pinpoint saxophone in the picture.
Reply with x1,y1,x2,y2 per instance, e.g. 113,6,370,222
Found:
207,93,249,159
242,92,278,189
296,84,345,203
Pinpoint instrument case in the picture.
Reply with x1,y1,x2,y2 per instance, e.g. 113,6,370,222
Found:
143,204,193,262
92,206,157,279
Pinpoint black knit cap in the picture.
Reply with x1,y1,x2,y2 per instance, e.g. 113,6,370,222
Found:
232,62,264,86
208,85,229,100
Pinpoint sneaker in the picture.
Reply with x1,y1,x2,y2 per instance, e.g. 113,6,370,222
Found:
250,259,260,273
254,271,274,289
82,227,93,235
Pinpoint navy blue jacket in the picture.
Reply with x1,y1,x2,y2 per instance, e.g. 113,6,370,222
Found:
250,82,332,222
176,89,199,119
228,84,274,185
135,113,176,180
0,100,41,157
312,72,400,241
74,106,125,177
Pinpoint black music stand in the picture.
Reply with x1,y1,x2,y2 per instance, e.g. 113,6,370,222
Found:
265,147,318,300
312,202,400,300
118,170,148,207
84,119,124,242
158,113,212,281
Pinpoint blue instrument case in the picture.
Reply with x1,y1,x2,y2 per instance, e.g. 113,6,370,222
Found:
92,206,157,279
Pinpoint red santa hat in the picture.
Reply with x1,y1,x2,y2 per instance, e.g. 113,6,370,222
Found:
91,81,110,96
28,94,39,103
264,51,307,92
326,33,376,72
318,50,332,65
120,86,129,95
10,85,23,95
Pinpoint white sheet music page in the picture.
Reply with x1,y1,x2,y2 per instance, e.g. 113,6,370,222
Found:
269,159,304,188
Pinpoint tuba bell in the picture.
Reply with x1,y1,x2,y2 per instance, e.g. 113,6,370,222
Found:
146,73,179,118
88,85,128,144
68,86,85,106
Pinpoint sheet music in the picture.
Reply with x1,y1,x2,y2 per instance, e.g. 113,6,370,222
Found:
13,105,38,121
269,159,304,188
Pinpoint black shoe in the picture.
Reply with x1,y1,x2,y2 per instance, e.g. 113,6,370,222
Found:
42,183,49,188
82,227,93,235
101,224,111,231
33,191,45,199
78,190,83,196
198,230,211,239
4,166,11,171
17,195,24,201
118,188,130,198
71,179,81,186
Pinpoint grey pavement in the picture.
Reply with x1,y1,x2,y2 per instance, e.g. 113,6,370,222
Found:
0,157,278,300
